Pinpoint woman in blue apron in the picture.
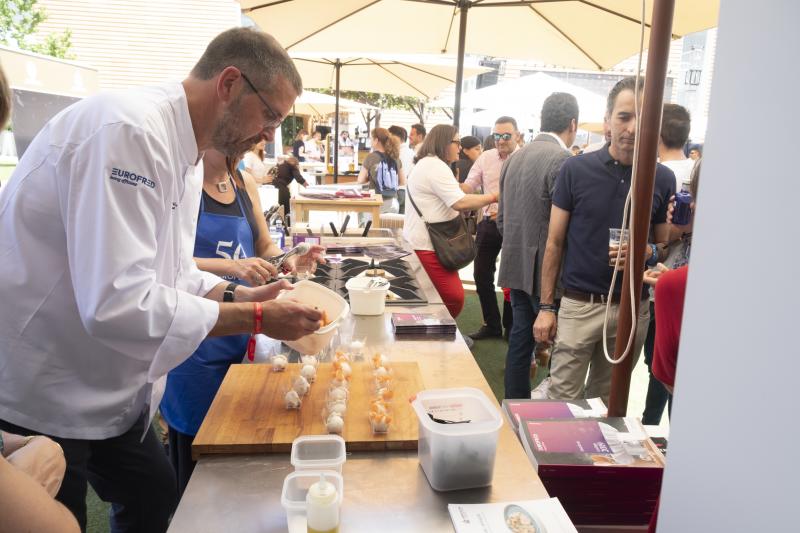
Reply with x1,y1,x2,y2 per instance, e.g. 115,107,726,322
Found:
160,150,281,497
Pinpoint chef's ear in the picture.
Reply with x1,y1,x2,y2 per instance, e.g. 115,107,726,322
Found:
216,66,243,105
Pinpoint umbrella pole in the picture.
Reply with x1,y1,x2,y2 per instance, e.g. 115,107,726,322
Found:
453,1,469,129
607,0,676,417
334,59,341,184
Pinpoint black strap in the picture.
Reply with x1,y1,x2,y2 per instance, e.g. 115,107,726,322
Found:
405,184,426,222
223,282,237,302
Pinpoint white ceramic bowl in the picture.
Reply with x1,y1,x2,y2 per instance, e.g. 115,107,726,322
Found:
276,280,349,354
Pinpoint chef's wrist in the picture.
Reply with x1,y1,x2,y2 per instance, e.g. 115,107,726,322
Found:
235,285,253,303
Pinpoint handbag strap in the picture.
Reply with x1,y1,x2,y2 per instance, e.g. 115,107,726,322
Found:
405,184,426,222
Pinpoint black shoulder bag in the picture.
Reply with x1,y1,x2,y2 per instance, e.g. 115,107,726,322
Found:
406,185,476,271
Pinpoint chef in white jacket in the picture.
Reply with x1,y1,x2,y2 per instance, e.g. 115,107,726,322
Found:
0,28,320,533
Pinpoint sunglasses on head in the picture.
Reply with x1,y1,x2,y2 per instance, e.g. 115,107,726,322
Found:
493,133,514,141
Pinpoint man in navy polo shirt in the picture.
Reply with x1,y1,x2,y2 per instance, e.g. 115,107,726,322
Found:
533,77,676,402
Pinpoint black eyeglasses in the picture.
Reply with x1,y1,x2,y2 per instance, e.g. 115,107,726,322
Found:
493,132,514,141
451,139,461,146
240,72,284,129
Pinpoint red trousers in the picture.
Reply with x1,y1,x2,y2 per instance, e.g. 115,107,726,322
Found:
415,250,465,318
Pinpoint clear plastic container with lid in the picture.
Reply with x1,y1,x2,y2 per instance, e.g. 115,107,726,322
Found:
411,387,503,491
291,435,347,474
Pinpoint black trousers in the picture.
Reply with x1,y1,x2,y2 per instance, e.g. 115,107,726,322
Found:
0,413,177,533
277,184,291,224
167,425,197,500
474,218,509,332
642,301,673,425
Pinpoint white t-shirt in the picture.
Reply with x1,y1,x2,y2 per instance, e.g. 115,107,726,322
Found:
403,156,466,251
399,144,416,179
243,151,268,181
662,158,695,190
0,83,221,439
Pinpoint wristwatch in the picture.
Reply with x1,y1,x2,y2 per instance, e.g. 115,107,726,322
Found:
223,282,238,303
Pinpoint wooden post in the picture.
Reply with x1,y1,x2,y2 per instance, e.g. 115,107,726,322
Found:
607,0,676,417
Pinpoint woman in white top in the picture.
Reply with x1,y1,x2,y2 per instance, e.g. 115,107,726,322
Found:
403,124,496,317
242,139,269,184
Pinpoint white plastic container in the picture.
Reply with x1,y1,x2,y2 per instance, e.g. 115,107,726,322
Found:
281,470,343,533
277,280,349,354
411,387,503,491
345,276,389,315
291,435,347,474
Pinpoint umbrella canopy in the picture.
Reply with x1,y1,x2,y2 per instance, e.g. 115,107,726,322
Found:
244,0,718,69
293,89,377,116
242,0,719,124
291,53,489,100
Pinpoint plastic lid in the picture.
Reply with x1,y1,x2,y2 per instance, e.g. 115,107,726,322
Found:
412,387,503,436
291,435,346,470
307,473,337,506
345,276,389,291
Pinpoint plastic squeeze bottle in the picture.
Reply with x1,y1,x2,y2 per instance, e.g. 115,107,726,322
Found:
306,473,339,533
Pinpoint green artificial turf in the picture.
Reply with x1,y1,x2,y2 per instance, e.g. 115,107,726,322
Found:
455,291,548,403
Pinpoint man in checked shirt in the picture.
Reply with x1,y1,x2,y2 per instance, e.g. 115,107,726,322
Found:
461,116,520,341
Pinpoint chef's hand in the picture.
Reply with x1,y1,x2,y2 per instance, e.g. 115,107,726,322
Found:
239,279,292,302
261,300,322,340
643,263,670,286
230,258,277,286
5,435,66,497
534,311,557,345
285,244,326,276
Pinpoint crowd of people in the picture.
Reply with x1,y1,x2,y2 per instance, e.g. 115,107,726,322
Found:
392,78,699,419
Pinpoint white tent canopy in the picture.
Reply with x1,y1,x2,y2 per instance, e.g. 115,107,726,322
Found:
436,72,608,132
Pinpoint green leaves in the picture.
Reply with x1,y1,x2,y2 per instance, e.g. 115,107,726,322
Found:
0,0,73,59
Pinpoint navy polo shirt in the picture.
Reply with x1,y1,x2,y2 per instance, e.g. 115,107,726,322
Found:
551,144,676,297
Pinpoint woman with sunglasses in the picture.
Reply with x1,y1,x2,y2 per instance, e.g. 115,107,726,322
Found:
403,125,497,317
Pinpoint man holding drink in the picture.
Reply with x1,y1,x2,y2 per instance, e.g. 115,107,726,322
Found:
533,77,676,402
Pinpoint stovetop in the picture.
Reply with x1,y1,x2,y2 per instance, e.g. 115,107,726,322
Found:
306,258,428,305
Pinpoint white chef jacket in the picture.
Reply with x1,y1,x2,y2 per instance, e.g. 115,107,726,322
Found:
0,83,223,439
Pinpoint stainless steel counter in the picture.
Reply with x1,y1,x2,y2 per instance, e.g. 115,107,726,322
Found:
167,252,548,533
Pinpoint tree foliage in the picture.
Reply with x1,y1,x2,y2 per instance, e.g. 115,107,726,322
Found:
315,89,429,132
0,0,74,59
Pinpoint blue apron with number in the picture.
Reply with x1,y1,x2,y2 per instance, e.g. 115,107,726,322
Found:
160,180,254,436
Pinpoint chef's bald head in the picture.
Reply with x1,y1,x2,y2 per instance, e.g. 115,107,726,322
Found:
0,67,10,128
191,27,302,97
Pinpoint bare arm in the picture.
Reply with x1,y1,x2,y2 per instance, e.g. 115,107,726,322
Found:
356,166,369,184
539,206,570,305
533,206,571,344
398,165,406,187
0,456,80,533
451,192,497,212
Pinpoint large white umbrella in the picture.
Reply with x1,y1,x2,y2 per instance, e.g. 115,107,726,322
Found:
292,53,488,100
288,53,487,179
242,0,719,124
293,89,377,116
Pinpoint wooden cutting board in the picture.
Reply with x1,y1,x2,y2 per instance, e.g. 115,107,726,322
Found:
192,362,424,459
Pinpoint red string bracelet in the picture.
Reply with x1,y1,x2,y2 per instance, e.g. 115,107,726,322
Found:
247,302,263,362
